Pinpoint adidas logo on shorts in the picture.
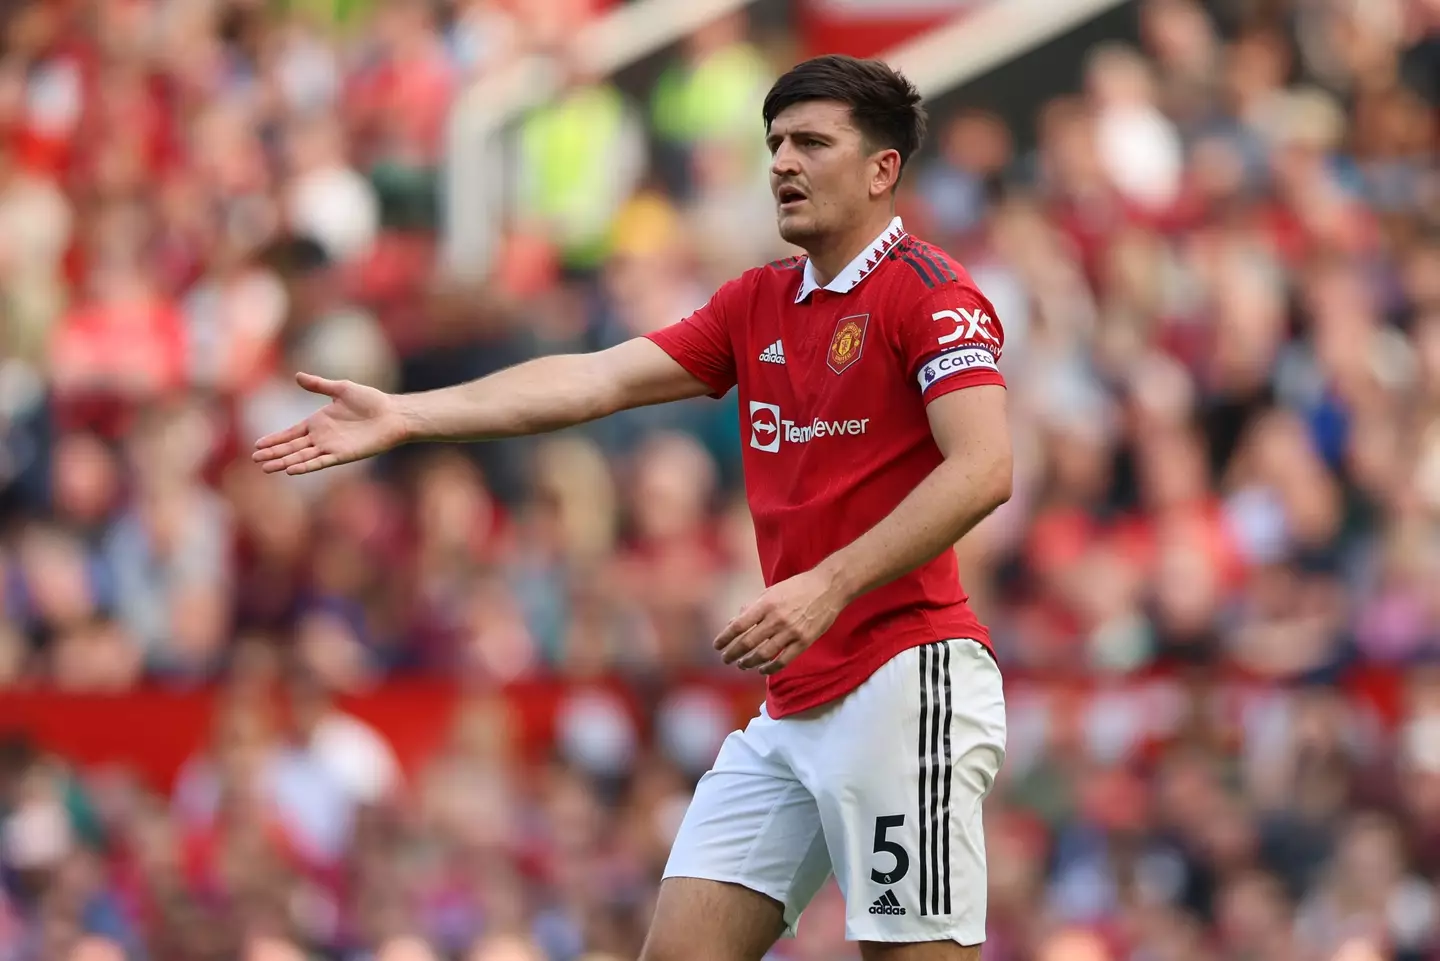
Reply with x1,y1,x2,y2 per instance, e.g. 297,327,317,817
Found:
869,890,906,916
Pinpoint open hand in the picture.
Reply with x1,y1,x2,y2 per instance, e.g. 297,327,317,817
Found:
252,373,409,475
713,569,849,676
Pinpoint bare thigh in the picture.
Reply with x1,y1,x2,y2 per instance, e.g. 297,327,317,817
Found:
639,877,790,961
861,941,983,961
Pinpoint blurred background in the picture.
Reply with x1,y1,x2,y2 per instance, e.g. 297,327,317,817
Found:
0,0,1438,958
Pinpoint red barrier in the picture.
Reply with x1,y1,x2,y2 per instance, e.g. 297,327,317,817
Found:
0,668,1409,791
1,687,216,790
0,676,767,790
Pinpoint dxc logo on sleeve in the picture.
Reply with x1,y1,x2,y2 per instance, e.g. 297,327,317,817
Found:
932,308,998,347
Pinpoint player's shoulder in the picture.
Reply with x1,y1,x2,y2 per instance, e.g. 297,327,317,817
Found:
765,253,808,274
723,254,807,291
700,256,806,325
887,235,978,296
717,254,808,305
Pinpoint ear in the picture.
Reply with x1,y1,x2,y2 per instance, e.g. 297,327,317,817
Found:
869,148,903,198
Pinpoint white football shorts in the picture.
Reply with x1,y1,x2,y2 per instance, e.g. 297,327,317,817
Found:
663,638,1006,945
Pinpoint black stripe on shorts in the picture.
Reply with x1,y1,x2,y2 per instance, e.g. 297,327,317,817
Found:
917,643,930,914
940,641,954,914
918,642,953,916
928,643,942,915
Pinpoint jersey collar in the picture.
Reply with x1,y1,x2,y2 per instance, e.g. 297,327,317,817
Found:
794,216,907,304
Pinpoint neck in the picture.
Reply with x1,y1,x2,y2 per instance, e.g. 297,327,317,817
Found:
805,209,898,287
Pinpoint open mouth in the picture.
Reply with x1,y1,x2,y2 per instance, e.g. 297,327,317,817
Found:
777,185,808,210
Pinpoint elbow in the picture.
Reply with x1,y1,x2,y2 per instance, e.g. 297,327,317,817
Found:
988,433,1015,510
973,451,1013,515
987,462,1013,513
941,450,1011,519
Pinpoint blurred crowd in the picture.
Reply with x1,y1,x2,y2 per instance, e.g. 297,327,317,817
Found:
2,0,1440,958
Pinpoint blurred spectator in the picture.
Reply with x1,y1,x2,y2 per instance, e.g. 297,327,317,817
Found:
916,108,1013,243
376,935,442,961
171,695,353,867
1086,43,1185,213
514,64,646,271
650,10,772,201
49,248,188,436
0,144,72,367
286,671,402,808
651,11,769,154
103,404,233,682
284,115,380,266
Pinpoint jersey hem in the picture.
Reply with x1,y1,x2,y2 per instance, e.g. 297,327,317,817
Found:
765,629,996,719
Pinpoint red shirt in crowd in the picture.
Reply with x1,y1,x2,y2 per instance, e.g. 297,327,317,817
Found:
49,286,188,436
647,218,1005,717
51,294,187,395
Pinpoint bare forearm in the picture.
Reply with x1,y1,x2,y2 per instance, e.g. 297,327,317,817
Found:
397,354,620,443
816,457,1011,604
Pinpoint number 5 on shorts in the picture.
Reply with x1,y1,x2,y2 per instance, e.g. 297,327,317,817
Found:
870,814,909,885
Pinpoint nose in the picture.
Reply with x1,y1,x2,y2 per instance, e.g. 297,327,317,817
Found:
770,140,802,180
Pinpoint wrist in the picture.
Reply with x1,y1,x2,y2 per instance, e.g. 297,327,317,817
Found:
393,393,429,444
816,554,862,606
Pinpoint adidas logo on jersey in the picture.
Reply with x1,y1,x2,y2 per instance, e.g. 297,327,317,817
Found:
869,890,906,916
758,340,786,365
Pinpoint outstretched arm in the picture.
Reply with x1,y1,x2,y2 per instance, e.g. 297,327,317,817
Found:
397,338,712,441
253,338,712,475
714,385,1013,674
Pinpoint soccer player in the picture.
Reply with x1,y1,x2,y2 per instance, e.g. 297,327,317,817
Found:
254,55,1011,961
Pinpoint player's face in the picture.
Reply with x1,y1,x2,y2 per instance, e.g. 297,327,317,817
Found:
766,101,876,247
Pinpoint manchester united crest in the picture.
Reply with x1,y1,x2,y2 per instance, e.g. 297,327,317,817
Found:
828,313,869,374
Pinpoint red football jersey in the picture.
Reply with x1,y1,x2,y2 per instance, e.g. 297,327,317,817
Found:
646,218,1006,717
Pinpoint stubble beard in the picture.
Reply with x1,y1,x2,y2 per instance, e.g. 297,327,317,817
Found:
777,213,825,250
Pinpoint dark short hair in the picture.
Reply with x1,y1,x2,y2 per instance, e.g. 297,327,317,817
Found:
763,55,928,182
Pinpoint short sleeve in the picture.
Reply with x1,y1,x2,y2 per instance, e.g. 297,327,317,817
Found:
895,282,1007,403
644,276,741,399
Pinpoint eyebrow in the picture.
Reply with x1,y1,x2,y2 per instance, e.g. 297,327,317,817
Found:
766,129,832,150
